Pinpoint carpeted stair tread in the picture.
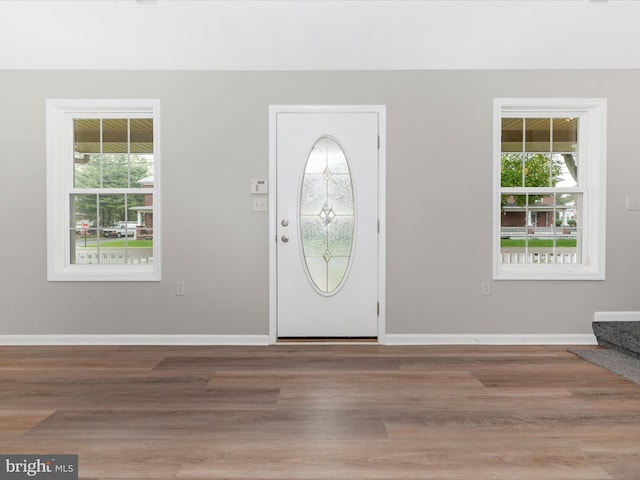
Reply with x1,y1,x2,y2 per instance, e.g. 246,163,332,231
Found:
592,321,640,359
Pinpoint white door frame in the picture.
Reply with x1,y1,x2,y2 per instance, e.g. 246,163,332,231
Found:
268,105,386,344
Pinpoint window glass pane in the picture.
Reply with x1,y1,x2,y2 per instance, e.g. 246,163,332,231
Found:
130,118,153,154
532,193,555,228
102,154,130,188
131,154,153,188
73,119,154,188
501,118,523,152
500,192,581,265
103,119,129,154
98,193,126,230
573,194,584,264
127,193,145,225
122,193,153,264
524,154,554,187
70,194,98,265
74,119,101,188
129,192,154,241
500,154,524,187
70,193,154,265
556,154,578,188
71,194,97,234
525,118,550,152
556,193,576,230
500,193,527,240
500,192,527,264
97,153,151,188
135,154,154,185
553,117,578,153
74,119,100,155
501,193,527,210
74,153,102,188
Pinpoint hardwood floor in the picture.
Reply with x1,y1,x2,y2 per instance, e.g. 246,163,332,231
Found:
1,344,639,479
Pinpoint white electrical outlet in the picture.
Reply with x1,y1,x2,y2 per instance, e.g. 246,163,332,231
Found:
253,197,267,211
176,281,185,296
626,196,640,211
481,281,491,296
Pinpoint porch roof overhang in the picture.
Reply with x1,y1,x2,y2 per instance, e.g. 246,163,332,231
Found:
129,206,153,213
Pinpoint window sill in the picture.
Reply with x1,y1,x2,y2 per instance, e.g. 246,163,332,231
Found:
47,265,160,282
494,265,605,281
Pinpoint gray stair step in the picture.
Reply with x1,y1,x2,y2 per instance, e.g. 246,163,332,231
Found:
592,321,640,359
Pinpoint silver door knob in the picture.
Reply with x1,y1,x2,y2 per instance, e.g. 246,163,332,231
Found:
281,235,289,243
281,219,289,227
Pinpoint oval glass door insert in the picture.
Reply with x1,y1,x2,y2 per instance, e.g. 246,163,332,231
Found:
300,136,355,295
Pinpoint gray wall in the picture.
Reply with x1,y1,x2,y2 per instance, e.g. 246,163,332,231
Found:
0,70,639,337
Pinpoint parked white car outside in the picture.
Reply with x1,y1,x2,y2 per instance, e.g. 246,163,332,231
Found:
103,222,138,238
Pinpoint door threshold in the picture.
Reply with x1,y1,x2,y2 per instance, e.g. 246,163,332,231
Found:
277,336,378,345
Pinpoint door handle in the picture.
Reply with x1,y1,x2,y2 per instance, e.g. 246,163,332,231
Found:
281,235,289,243
281,219,289,227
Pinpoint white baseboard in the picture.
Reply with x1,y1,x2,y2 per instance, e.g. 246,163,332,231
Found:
0,333,598,347
384,333,597,346
0,335,270,346
594,311,640,322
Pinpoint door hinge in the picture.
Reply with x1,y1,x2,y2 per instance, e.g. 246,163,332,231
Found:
377,135,380,150
377,219,380,233
377,302,380,316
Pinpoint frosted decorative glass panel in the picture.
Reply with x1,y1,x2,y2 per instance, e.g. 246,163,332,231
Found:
300,217,326,256
300,176,326,214
300,136,354,294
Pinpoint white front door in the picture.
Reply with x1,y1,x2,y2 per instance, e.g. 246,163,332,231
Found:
269,106,385,339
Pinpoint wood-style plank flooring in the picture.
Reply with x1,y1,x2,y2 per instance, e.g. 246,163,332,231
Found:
1,344,639,479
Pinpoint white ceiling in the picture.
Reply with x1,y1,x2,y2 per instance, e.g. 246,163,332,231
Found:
1,0,640,70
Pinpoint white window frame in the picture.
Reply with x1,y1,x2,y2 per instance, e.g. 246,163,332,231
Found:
46,99,161,281
493,98,606,281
